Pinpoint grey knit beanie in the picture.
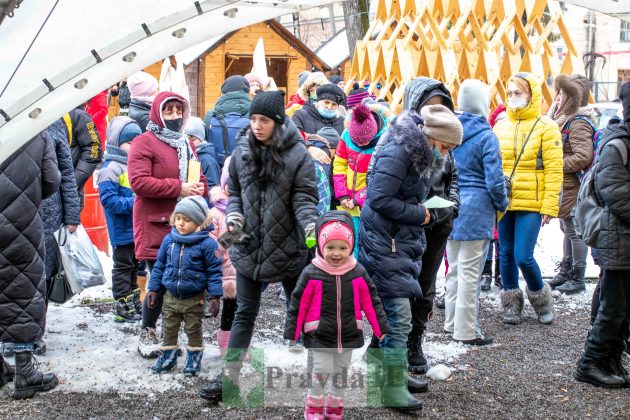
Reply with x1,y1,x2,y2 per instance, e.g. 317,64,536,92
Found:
184,117,206,142
457,79,491,118
421,104,463,146
174,196,209,226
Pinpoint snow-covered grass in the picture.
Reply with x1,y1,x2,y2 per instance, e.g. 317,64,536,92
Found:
37,218,596,395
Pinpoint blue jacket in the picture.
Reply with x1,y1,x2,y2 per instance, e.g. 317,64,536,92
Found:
148,228,223,299
359,112,434,299
196,142,221,188
450,112,508,241
98,160,134,246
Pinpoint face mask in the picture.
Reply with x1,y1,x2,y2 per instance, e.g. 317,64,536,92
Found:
318,108,338,119
508,98,528,109
165,118,183,132
433,145,443,161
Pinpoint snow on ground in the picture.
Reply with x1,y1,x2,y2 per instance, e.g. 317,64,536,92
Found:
38,218,596,395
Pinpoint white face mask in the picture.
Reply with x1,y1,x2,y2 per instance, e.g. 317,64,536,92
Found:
508,98,528,109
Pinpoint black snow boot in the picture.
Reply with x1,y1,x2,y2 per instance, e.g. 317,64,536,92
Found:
12,350,58,399
132,288,143,316
557,264,587,295
547,257,572,290
575,358,625,389
407,330,428,374
608,355,630,387
1,354,15,388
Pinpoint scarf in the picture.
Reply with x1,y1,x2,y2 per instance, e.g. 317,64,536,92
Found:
311,253,357,276
147,120,195,183
103,144,128,165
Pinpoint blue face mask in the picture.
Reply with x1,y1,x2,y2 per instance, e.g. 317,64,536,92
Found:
318,108,338,119
433,145,443,161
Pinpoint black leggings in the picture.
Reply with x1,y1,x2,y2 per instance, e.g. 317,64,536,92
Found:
141,260,163,330
220,298,238,331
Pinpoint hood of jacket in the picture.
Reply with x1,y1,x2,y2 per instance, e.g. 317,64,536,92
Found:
388,111,433,176
195,141,215,156
457,111,492,144
106,116,137,147
598,120,630,153
552,74,583,118
506,72,542,121
298,72,329,101
315,210,356,254
149,91,191,130
215,91,251,116
403,77,454,112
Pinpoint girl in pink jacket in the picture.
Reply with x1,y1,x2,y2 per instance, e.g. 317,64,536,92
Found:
208,157,237,357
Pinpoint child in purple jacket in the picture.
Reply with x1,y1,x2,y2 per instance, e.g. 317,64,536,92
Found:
285,210,389,419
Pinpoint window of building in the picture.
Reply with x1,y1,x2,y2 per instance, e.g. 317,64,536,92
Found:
622,21,630,43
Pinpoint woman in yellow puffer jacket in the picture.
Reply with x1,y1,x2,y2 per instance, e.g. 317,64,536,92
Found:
493,72,563,326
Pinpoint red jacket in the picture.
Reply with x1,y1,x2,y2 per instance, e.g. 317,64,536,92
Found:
128,91,208,261
85,90,109,146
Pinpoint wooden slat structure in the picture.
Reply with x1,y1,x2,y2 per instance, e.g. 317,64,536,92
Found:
345,0,584,113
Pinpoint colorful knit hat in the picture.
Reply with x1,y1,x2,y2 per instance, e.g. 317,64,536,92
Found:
346,82,370,109
347,104,378,146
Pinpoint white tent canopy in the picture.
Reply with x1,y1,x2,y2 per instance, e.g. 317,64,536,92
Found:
0,0,335,164
560,0,630,22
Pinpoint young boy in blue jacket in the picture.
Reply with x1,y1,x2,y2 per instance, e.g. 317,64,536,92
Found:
98,117,142,323
147,196,223,376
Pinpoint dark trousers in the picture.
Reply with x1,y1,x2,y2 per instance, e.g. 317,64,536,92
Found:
411,221,452,334
221,298,238,331
141,260,163,330
583,269,630,361
590,269,604,325
226,273,298,361
112,243,138,300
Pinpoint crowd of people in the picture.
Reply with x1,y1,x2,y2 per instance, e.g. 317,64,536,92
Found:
1,64,629,417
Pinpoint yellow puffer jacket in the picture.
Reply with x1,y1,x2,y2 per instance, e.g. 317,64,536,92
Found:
493,73,563,217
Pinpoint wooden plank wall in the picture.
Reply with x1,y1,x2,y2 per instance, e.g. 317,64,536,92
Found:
202,22,311,112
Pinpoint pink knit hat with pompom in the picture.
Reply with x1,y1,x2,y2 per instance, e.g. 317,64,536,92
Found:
347,104,378,146
318,221,354,256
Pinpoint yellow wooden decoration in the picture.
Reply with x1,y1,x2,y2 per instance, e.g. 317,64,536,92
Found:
346,0,583,112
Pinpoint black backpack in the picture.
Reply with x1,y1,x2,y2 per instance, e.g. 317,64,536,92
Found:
118,82,131,108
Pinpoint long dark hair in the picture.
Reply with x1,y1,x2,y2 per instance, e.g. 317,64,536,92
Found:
247,123,288,184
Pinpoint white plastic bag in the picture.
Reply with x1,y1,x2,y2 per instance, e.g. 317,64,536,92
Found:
55,225,106,293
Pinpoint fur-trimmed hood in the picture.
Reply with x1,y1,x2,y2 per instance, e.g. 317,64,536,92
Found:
298,72,329,101
387,111,434,176
552,74,583,118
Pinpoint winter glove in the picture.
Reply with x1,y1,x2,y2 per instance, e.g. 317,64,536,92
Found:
207,297,220,318
305,222,316,249
147,291,160,309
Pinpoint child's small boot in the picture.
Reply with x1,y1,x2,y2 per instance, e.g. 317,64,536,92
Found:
183,347,204,376
217,330,230,358
114,294,141,323
324,395,344,419
151,347,178,373
304,394,325,420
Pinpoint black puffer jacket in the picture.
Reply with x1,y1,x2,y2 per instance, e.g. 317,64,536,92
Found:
63,107,103,190
292,101,345,136
42,120,81,281
227,119,319,283
594,122,630,270
128,99,152,132
0,133,60,344
285,211,389,350
359,112,435,299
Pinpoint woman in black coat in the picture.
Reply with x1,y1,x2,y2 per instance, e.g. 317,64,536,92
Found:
0,132,61,399
200,91,319,402
359,111,434,411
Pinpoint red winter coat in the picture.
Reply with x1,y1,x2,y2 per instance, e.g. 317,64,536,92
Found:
85,90,109,145
128,91,208,261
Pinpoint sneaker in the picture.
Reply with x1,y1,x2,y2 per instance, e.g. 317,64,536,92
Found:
115,295,141,323
453,335,494,346
138,328,161,358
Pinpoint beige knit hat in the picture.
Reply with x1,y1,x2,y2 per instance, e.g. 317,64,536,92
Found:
420,104,463,146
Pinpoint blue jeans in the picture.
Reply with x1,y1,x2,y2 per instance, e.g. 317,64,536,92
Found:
379,298,411,367
498,211,543,292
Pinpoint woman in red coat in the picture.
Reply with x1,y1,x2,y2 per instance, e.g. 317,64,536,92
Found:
128,91,208,358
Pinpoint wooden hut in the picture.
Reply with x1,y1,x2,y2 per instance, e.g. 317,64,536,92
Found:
143,20,329,116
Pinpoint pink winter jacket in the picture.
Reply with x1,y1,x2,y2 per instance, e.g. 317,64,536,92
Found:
209,186,236,299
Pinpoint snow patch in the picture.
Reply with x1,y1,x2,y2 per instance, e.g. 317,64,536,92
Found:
426,364,451,381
